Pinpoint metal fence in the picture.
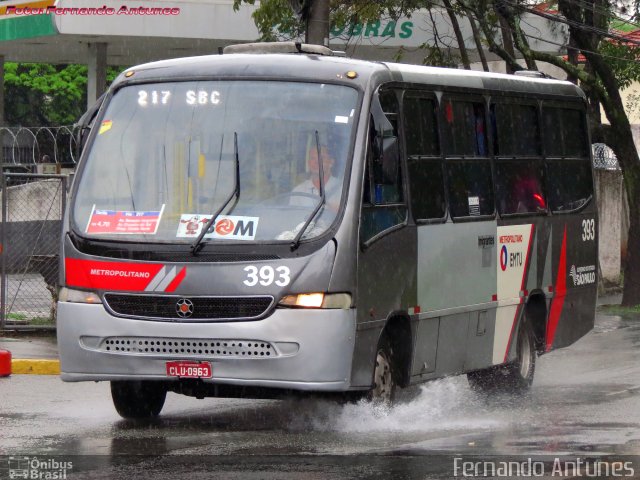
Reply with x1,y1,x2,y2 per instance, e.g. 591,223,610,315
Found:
1,125,80,168
0,173,68,329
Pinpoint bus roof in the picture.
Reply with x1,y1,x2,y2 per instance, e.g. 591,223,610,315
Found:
114,52,585,100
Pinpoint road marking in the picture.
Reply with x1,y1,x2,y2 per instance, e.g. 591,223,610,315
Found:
11,359,60,375
606,385,640,397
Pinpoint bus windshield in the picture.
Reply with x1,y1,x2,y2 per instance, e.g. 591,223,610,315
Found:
72,80,359,244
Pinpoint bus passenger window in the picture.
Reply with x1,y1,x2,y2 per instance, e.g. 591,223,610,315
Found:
404,96,439,156
562,109,589,157
441,100,487,157
446,160,494,218
547,159,593,212
495,160,546,215
403,95,444,220
492,104,540,156
543,106,588,158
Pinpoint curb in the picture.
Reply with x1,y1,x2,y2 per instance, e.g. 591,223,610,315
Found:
11,359,60,375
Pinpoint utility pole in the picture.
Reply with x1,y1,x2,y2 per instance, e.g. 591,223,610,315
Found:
304,0,330,46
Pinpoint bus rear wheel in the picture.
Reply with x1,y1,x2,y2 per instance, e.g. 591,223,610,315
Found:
110,380,167,419
467,319,536,394
368,333,398,404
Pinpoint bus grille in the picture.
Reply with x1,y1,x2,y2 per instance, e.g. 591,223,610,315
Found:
103,294,274,320
99,336,276,357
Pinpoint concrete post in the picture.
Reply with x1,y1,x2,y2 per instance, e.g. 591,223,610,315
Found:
596,169,623,286
87,43,107,110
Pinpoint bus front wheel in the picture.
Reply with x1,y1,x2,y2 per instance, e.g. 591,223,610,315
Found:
110,380,167,419
467,319,536,394
368,333,398,404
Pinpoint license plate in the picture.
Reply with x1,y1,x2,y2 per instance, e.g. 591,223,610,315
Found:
165,361,212,379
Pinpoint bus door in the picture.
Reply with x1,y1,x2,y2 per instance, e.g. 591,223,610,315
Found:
351,87,417,388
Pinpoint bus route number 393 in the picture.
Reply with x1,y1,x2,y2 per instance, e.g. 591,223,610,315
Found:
243,266,291,287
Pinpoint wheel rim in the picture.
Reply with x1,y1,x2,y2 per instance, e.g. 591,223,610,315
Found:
518,327,532,378
372,349,393,403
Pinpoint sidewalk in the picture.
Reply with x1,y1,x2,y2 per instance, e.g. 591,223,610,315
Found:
597,292,623,306
0,332,59,375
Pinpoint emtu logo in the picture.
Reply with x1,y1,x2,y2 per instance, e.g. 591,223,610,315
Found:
500,245,508,271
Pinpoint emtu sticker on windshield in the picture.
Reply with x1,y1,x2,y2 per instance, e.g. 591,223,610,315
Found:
176,214,259,241
98,120,113,134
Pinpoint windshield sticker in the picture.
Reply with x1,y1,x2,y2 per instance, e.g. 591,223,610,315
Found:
85,204,165,235
98,120,113,135
335,115,349,124
177,214,259,241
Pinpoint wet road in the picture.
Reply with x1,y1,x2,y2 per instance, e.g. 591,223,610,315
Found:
2,310,640,479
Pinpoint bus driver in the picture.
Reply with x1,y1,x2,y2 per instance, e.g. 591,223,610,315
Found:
290,145,341,211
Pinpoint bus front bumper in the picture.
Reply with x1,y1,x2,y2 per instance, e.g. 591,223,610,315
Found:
57,302,357,392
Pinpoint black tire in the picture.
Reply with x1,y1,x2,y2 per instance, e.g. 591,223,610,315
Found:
110,380,167,419
467,318,536,394
368,333,398,404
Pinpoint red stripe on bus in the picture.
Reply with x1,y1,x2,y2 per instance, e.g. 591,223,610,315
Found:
164,266,187,292
546,227,568,351
65,258,164,291
520,224,535,292
504,224,535,363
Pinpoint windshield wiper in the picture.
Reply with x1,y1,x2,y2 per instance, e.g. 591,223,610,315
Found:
291,131,326,251
191,132,240,255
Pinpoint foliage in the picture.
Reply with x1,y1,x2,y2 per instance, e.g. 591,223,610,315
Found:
598,304,640,316
598,42,640,90
4,63,122,126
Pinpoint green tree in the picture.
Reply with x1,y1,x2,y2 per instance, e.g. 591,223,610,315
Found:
4,63,121,126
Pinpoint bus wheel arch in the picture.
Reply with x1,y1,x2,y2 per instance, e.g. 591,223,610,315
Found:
525,292,547,353
369,314,412,403
468,303,539,394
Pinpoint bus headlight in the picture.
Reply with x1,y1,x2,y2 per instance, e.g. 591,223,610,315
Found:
58,287,102,304
278,293,352,309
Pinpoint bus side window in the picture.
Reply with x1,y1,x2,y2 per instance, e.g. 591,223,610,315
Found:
441,99,487,157
544,106,592,212
492,103,546,215
446,160,494,218
495,160,546,214
403,94,445,220
441,98,493,219
547,159,592,211
360,89,406,243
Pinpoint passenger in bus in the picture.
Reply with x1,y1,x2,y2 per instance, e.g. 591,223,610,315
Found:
290,145,341,211
513,175,546,214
